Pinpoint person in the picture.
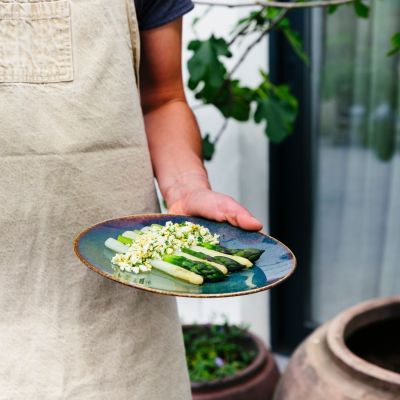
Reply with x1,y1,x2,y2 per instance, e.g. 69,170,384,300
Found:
0,0,262,399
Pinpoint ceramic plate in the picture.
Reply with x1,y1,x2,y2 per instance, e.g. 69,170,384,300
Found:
74,214,296,298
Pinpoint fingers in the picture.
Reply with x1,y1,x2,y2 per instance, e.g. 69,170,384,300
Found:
214,194,262,231
236,212,263,231
219,196,263,231
167,190,263,231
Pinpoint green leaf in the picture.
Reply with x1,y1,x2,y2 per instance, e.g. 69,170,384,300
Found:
214,80,252,121
277,17,290,30
232,8,279,36
388,32,400,56
273,84,299,111
283,27,309,65
202,134,215,161
265,7,280,20
254,96,297,142
353,0,369,18
253,75,298,143
328,4,339,14
187,36,232,94
277,17,308,65
188,37,252,122
234,10,264,30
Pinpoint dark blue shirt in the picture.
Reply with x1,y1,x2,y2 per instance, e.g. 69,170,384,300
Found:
135,0,194,31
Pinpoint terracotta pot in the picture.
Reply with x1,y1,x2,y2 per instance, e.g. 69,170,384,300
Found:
185,325,280,400
274,296,400,400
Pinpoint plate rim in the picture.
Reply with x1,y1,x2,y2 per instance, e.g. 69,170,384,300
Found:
73,213,297,299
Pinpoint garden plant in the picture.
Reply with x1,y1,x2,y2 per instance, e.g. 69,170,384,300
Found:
187,0,400,161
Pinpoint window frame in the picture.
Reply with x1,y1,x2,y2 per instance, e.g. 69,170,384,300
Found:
269,9,319,353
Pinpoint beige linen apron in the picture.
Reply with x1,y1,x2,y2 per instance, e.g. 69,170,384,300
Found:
0,1,191,399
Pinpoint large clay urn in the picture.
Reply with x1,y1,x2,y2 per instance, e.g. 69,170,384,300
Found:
274,296,400,400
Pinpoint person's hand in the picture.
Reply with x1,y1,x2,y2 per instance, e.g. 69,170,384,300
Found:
166,186,263,232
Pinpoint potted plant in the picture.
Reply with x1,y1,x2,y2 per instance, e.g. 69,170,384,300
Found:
183,322,280,400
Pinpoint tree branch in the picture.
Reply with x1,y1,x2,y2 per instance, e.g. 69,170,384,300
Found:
194,0,355,9
228,8,289,78
228,7,265,46
214,119,229,145
192,9,289,115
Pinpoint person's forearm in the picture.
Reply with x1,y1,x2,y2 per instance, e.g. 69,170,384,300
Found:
140,18,262,230
144,99,210,206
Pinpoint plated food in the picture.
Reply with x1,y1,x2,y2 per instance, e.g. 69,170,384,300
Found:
104,221,264,285
74,214,295,298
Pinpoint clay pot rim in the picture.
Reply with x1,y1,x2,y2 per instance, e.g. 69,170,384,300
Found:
183,324,270,390
327,295,400,388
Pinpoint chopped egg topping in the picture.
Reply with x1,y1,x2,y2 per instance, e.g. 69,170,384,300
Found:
111,221,220,274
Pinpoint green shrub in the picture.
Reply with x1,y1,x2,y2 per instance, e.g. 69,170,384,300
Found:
183,322,257,382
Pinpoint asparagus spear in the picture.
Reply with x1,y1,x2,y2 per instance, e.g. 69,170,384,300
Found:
174,251,228,275
191,245,253,268
148,259,204,285
199,243,264,262
163,255,225,282
117,235,133,245
105,238,130,253
181,247,245,272
122,231,139,240
105,238,204,285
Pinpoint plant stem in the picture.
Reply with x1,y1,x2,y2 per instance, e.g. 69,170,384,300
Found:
192,7,290,122
228,8,289,78
214,119,229,145
194,0,355,9
228,7,265,46
191,5,213,38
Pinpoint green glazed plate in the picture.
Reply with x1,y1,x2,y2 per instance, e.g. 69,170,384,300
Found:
74,214,296,298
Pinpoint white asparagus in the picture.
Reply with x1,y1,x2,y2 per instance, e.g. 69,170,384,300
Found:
191,245,253,268
105,238,129,253
122,231,138,240
174,251,228,275
105,239,204,285
148,259,204,285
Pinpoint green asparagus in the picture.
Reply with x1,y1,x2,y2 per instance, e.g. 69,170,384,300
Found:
181,248,245,272
174,251,228,275
200,243,264,262
117,235,133,245
191,245,253,268
105,220,264,286
163,255,225,282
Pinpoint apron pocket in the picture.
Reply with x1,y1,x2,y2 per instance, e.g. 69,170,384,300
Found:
0,0,73,83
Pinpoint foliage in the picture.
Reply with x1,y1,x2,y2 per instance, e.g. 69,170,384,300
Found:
254,72,298,142
202,133,216,161
388,32,400,56
328,0,369,17
187,0,399,161
188,7,304,153
353,0,370,18
183,322,257,382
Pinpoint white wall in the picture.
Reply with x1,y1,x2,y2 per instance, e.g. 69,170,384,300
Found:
178,3,271,345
